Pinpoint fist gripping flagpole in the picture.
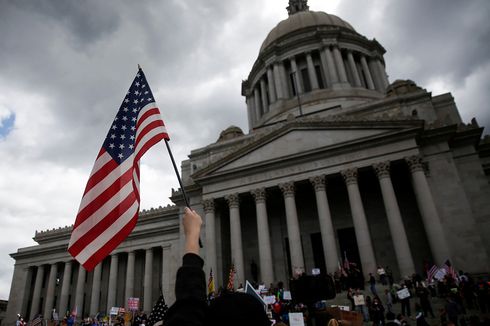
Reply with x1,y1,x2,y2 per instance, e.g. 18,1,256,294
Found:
164,139,203,248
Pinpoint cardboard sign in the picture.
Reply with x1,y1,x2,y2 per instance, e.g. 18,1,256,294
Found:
397,288,410,300
127,297,140,311
289,312,305,326
283,290,292,300
353,294,365,306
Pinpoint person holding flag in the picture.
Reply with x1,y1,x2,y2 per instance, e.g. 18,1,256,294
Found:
163,208,271,326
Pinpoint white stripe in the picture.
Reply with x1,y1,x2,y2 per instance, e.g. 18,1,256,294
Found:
133,168,140,195
69,180,134,247
135,127,167,157
88,151,112,178
78,156,133,212
75,201,139,264
135,105,166,140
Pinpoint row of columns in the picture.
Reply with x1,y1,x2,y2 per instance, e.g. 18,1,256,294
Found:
203,155,450,287
247,46,389,125
29,247,170,320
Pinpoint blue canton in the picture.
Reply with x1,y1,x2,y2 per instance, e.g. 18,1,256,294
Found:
103,70,155,164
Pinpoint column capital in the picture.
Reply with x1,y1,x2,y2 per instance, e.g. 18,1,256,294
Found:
251,188,267,203
373,161,391,179
405,155,423,173
309,175,326,191
341,168,358,185
279,182,295,197
202,199,215,213
225,193,240,208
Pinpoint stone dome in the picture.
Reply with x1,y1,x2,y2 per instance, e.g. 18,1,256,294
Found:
260,11,356,53
217,125,244,142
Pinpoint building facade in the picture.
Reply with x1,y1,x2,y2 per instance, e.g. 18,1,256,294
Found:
5,1,490,324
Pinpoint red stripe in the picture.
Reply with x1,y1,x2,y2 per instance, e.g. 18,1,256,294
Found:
136,107,160,129
135,133,167,163
75,168,133,227
136,119,164,144
133,163,140,202
83,158,119,196
81,213,139,271
68,191,137,257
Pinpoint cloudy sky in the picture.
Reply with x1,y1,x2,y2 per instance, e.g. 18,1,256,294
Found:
1,0,489,299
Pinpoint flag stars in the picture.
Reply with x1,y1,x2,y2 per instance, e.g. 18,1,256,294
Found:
119,144,125,149
122,116,128,121
136,82,140,87
110,134,116,139
133,99,138,104
112,125,117,130
134,90,140,95
130,135,135,140
124,98,129,103
120,134,126,140
118,153,124,159
123,107,129,112
129,144,134,150
132,108,138,113
132,117,137,122
109,143,115,149
121,125,127,131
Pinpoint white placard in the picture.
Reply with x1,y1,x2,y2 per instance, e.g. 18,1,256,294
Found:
312,268,321,275
110,307,119,315
353,294,365,306
289,312,305,326
264,295,276,305
434,268,447,281
283,290,292,300
397,288,410,300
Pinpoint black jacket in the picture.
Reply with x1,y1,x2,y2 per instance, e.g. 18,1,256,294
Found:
164,253,207,326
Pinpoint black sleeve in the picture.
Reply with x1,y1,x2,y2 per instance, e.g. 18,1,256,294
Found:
164,253,208,326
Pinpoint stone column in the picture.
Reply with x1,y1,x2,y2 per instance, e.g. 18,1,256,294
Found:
161,247,171,298
30,265,45,319
253,87,262,120
405,155,451,265
347,51,362,87
273,62,286,99
319,50,331,87
203,199,218,288
306,52,319,90
373,162,415,277
310,176,339,274
324,47,339,83
333,46,348,83
278,62,290,98
107,254,118,313
369,58,383,92
360,56,375,90
267,67,277,103
89,263,102,316
341,169,377,276
124,251,135,308
376,59,389,90
279,182,305,276
44,263,58,319
58,261,72,316
246,96,255,129
74,264,86,317
225,194,245,286
143,248,153,312
289,57,303,94
260,78,269,113
251,188,274,285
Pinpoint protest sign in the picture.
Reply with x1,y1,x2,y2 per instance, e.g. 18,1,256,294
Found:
283,290,292,300
127,298,139,311
353,294,365,306
289,312,305,326
397,288,410,300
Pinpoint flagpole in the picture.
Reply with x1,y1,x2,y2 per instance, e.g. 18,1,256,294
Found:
164,139,203,248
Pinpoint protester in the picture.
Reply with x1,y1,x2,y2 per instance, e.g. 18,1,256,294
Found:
164,207,271,326
413,303,429,326
369,273,378,296
377,266,387,286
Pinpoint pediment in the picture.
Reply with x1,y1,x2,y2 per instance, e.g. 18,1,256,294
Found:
192,120,422,179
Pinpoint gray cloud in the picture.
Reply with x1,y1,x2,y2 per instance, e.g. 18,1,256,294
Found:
0,0,489,300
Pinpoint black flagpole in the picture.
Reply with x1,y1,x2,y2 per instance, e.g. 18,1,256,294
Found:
164,139,203,248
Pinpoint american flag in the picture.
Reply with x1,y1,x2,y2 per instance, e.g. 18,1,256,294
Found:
426,264,438,281
68,68,169,271
148,294,168,326
442,259,457,282
30,315,42,326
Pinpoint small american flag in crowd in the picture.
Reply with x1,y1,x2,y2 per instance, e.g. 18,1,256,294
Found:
148,294,168,326
227,264,236,291
68,68,169,271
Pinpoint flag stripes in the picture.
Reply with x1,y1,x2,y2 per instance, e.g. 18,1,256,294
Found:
69,69,169,271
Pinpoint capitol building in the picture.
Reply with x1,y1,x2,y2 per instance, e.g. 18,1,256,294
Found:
5,0,490,324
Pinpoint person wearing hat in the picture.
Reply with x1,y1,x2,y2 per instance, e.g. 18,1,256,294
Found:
164,208,271,326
